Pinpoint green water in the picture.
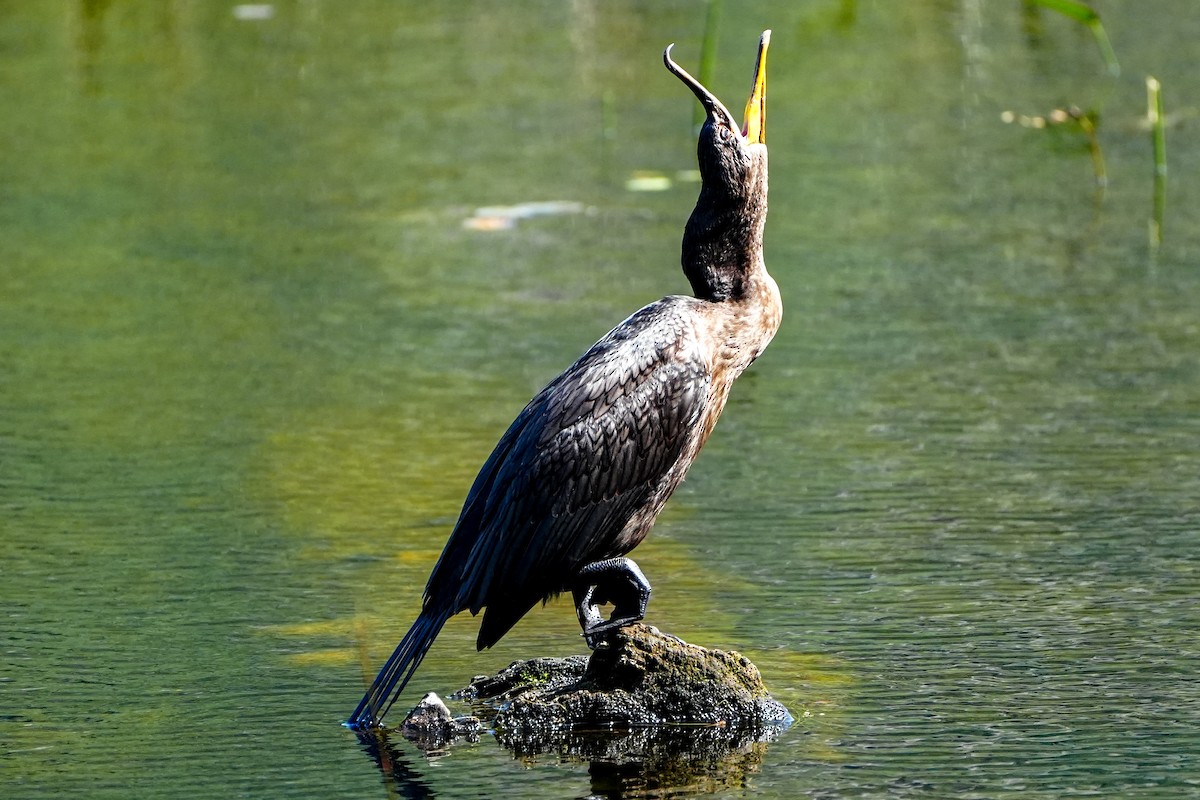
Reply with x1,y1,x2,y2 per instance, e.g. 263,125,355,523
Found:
3,1,1198,797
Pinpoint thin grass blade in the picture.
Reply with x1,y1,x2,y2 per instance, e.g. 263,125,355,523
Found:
1029,0,1121,76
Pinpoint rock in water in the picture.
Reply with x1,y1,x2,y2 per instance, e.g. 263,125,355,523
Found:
456,623,791,744
374,628,788,791
398,692,482,751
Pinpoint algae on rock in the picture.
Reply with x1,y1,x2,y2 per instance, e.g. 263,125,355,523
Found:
455,623,791,749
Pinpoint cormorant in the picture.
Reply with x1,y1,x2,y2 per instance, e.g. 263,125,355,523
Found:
348,30,780,730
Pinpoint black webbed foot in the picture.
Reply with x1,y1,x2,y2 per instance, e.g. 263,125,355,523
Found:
572,557,651,649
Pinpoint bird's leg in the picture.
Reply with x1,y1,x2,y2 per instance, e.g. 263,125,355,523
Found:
572,557,652,649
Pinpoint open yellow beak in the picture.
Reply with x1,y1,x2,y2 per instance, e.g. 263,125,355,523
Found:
742,30,770,145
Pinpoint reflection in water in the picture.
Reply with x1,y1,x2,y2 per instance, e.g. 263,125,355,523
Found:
519,726,778,800
357,729,437,800
74,0,111,94
360,722,786,800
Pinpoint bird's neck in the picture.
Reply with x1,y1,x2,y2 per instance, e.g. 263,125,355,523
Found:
681,183,768,303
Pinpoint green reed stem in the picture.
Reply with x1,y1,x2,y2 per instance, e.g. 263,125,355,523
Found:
1029,0,1121,76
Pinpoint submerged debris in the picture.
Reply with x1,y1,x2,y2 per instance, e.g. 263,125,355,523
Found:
231,4,274,20
398,692,482,751
462,200,585,231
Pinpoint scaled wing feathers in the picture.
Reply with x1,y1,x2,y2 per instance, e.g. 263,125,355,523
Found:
423,299,710,637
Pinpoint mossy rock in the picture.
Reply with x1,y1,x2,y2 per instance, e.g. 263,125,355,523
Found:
455,623,790,745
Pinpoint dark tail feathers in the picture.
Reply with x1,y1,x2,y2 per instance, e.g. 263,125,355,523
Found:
346,608,450,730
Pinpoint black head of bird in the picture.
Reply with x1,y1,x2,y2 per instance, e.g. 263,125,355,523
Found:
665,30,770,303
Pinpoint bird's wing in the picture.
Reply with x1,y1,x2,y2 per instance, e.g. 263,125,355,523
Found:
423,299,711,638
